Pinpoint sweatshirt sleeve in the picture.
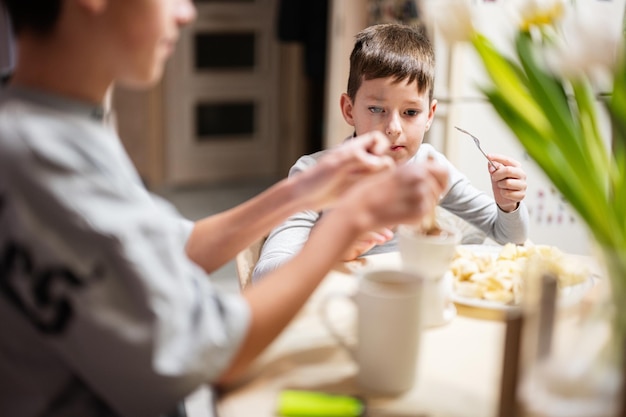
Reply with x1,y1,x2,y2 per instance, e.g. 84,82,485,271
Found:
251,153,324,283
0,117,251,417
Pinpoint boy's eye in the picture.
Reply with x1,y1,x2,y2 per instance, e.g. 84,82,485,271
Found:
368,107,384,114
405,109,420,117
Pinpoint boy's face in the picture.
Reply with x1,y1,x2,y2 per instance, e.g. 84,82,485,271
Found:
341,77,436,165
105,0,196,87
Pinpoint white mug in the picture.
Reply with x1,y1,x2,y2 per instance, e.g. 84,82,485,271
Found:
398,224,460,327
320,269,424,396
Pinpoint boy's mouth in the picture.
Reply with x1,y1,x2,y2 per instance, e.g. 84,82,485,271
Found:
390,145,405,152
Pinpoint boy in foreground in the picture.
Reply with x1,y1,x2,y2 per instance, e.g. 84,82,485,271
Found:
0,2,448,417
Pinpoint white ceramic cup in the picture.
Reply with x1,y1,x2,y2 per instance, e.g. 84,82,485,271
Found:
320,269,424,396
398,224,460,328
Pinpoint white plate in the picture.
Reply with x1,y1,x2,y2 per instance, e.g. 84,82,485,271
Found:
452,291,518,312
450,244,598,311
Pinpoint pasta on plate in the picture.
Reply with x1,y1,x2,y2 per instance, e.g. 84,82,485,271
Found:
450,243,591,306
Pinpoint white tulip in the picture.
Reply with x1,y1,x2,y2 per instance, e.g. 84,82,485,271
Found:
544,1,623,87
419,0,475,44
507,0,567,31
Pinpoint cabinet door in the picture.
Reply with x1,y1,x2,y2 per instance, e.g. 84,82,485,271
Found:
0,6,14,76
164,0,279,185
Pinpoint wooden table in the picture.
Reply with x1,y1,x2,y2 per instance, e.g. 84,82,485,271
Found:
209,252,509,417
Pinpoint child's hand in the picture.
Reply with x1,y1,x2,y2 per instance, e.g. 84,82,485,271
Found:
487,154,527,212
339,159,448,231
298,131,395,211
340,227,395,261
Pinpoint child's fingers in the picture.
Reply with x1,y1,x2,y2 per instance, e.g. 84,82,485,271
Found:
490,164,527,182
494,178,527,192
487,154,522,167
339,131,395,173
357,130,392,156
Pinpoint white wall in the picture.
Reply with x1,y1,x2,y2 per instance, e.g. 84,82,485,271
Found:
323,0,368,148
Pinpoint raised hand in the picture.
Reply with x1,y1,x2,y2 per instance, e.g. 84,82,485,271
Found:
340,227,395,261
487,154,528,212
295,131,394,212
340,158,449,232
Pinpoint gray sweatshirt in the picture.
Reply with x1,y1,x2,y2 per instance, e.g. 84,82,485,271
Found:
252,143,529,283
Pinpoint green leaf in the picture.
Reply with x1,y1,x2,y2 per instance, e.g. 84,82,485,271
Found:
515,32,578,143
570,80,611,192
484,89,614,245
471,33,547,127
469,24,626,250
514,34,603,189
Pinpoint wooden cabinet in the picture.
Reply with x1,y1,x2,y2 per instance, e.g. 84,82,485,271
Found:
115,0,284,188
164,0,281,185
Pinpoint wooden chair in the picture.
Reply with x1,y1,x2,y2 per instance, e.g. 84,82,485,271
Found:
235,236,267,291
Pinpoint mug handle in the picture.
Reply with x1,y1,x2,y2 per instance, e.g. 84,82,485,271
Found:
319,292,357,362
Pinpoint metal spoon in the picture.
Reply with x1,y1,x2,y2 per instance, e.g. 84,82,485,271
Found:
454,126,498,171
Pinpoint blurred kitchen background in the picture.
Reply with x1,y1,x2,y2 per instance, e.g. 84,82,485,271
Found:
106,0,625,288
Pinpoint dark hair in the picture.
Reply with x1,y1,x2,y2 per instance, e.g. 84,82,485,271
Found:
2,0,62,35
347,23,435,102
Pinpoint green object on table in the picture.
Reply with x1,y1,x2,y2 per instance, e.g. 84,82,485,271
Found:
277,390,365,417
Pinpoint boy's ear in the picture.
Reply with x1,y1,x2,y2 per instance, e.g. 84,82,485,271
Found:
340,93,356,127
427,99,437,129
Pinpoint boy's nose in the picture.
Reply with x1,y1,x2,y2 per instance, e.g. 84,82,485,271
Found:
176,0,197,25
385,114,402,138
